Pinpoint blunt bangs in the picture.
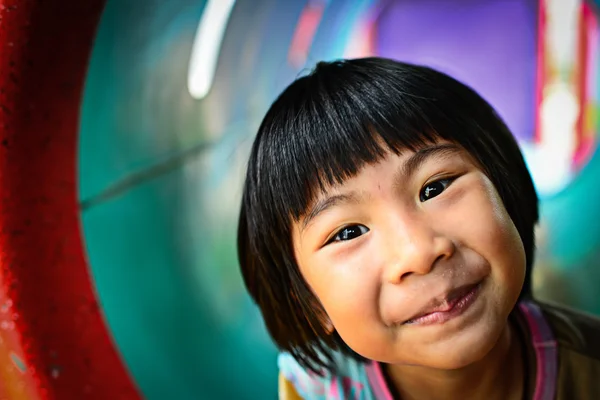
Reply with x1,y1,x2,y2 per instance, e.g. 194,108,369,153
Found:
255,60,460,225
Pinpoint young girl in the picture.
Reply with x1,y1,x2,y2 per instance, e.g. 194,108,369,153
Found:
237,57,600,399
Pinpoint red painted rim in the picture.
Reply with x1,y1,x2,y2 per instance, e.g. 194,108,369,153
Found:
0,1,140,398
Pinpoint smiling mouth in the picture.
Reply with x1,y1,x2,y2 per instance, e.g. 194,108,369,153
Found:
403,282,483,326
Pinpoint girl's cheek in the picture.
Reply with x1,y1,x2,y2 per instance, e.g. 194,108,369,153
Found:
313,250,381,304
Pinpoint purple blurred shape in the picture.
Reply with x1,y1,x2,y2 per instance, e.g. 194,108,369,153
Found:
376,0,538,142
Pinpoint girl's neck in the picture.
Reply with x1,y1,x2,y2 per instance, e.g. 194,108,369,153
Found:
384,320,526,400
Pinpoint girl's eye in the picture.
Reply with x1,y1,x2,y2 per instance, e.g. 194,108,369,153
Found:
419,178,454,202
330,225,369,243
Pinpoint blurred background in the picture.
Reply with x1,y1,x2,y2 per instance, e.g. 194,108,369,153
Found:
76,0,600,398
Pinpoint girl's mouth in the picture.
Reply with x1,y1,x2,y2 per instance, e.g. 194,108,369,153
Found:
403,282,482,326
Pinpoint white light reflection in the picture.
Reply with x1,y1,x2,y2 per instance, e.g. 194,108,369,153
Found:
523,84,580,196
188,0,236,100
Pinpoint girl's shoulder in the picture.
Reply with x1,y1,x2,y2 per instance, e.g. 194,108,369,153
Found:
521,299,600,399
278,351,380,400
536,299,600,358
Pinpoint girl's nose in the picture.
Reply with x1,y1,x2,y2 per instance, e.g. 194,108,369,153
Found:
382,216,455,284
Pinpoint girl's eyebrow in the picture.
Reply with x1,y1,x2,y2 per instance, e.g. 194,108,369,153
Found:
400,143,462,179
301,192,363,233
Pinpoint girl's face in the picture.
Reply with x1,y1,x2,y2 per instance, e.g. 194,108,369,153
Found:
291,142,525,369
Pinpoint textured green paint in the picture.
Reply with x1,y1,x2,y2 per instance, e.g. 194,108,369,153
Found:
80,164,277,398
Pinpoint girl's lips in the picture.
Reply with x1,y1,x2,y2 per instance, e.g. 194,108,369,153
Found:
403,282,482,325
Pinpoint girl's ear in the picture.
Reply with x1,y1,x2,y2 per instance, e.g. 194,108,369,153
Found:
315,306,334,334
310,295,335,334
291,289,335,334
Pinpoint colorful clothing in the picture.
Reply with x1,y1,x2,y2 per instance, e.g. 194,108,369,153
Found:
279,300,600,399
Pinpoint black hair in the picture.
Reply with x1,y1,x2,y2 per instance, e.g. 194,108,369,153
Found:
237,57,539,374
